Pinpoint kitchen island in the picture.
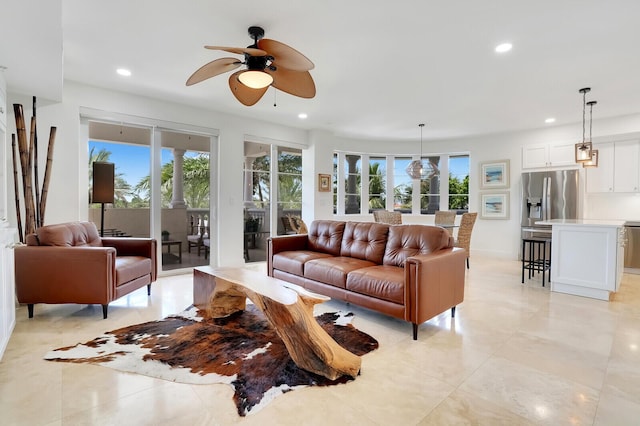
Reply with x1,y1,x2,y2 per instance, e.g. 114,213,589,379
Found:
538,219,626,301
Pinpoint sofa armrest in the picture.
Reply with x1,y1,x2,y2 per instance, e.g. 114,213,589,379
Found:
15,245,117,304
267,234,309,276
404,247,466,324
102,238,157,281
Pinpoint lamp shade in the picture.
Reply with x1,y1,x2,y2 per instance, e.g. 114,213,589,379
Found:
406,159,425,180
238,71,273,89
92,162,114,203
575,141,592,162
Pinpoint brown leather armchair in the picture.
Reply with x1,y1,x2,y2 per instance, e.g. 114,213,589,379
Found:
15,221,157,319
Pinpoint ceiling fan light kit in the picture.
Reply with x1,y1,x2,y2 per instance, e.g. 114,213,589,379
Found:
238,70,273,89
186,26,315,106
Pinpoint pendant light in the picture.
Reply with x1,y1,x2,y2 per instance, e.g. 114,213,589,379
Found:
583,100,599,168
406,123,426,179
575,87,593,163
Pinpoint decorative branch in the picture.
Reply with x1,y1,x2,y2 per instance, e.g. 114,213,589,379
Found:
39,127,56,225
33,96,41,228
11,135,24,243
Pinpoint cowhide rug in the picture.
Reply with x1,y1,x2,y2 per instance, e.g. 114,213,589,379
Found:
45,304,378,416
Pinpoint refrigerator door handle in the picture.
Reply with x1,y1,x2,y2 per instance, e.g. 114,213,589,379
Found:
541,177,547,221
545,177,552,220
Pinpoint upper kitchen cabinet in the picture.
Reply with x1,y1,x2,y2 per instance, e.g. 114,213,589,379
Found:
585,142,614,193
586,140,640,193
522,142,576,169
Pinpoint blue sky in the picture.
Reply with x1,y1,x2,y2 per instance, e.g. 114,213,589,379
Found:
89,141,189,186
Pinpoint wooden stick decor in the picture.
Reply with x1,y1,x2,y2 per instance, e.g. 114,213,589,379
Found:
10,98,57,242
11,135,24,243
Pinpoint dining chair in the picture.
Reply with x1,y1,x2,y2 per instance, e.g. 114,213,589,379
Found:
434,210,456,226
454,212,478,269
373,210,402,225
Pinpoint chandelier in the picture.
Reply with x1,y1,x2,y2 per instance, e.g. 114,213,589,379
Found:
406,123,426,179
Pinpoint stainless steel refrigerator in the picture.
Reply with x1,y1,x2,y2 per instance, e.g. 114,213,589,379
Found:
520,170,579,236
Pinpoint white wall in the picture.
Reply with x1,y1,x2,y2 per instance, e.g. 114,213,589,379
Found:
4,81,640,264
311,114,640,259
4,81,308,267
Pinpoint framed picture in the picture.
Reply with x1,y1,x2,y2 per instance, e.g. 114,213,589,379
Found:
480,160,510,189
480,192,510,219
318,174,331,192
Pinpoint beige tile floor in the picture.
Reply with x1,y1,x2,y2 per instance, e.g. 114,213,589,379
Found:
2,255,640,425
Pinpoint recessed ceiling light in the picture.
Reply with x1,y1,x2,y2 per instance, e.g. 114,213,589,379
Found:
116,68,132,77
298,113,308,119
545,118,556,124
495,43,513,53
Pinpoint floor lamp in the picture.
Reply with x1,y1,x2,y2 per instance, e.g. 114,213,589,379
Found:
92,162,114,237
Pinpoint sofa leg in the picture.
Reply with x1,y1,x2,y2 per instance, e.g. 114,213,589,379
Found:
451,306,456,317
102,304,108,319
412,323,418,340
147,284,151,296
27,304,34,318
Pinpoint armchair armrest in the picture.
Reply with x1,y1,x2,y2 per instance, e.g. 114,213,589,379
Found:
15,245,117,304
404,247,466,324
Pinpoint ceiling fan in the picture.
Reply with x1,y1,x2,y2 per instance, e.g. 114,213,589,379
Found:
186,26,315,106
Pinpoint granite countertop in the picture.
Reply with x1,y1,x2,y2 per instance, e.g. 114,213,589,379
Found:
537,219,626,227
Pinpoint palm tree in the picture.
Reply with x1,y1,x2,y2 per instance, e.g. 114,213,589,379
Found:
135,153,210,208
369,162,386,209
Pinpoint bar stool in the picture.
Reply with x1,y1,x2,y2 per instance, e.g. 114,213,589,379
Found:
521,237,551,286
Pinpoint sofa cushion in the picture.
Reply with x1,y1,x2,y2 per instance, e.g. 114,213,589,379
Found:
383,225,452,267
308,220,346,256
305,257,377,288
35,222,103,247
340,222,389,264
346,265,405,304
272,251,333,277
115,256,152,286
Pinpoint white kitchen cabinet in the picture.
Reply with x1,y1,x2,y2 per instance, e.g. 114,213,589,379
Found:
540,219,625,301
613,140,640,192
586,140,640,193
522,142,576,169
585,142,614,193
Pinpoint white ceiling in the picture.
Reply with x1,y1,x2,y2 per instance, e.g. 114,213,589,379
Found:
3,0,640,142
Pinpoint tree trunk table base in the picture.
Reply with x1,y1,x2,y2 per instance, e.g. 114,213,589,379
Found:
193,266,361,380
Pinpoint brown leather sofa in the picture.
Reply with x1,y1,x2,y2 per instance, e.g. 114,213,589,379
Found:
15,221,157,319
267,220,466,339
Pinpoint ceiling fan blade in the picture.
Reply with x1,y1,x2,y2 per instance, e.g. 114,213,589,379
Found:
228,71,269,106
258,39,314,71
186,57,241,86
205,45,267,56
266,66,316,98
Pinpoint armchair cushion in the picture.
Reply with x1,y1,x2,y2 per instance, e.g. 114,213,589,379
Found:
35,221,103,247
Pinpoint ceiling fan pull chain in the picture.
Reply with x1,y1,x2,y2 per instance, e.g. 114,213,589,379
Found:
273,88,277,107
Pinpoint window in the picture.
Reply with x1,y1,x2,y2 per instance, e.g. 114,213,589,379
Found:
368,157,386,211
333,152,469,215
449,155,470,211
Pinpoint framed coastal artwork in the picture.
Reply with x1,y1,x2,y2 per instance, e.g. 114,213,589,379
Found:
480,192,509,219
480,160,510,189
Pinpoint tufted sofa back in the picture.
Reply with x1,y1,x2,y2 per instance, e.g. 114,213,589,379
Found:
28,222,103,247
383,224,453,267
340,222,389,264
308,220,346,255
